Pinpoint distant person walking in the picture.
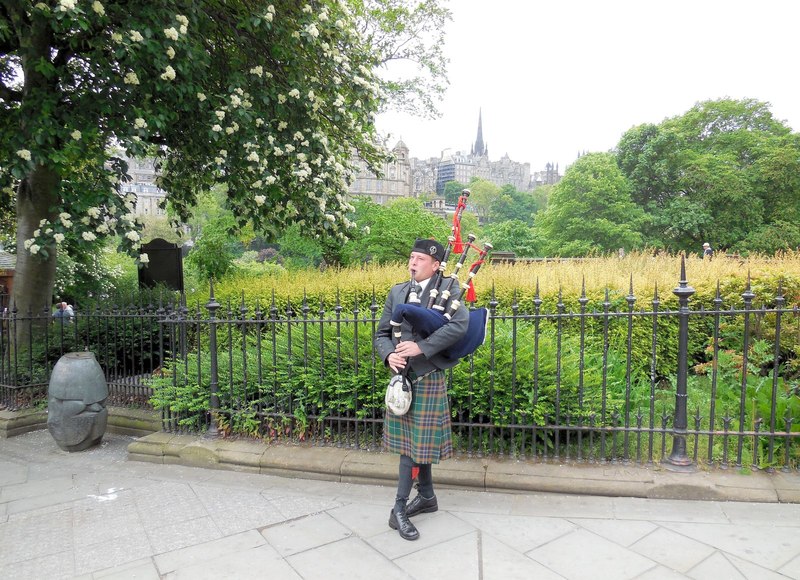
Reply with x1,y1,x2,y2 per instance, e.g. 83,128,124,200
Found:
702,242,713,259
52,301,74,322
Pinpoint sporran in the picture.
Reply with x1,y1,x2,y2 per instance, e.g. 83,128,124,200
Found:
385,373,412,416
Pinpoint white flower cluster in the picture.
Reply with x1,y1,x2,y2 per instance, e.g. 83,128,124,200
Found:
22,187,144,260
161,65,176,81
185,2,379,242
175,14,189,34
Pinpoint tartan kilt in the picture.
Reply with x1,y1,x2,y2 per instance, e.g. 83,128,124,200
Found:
383,370,453,464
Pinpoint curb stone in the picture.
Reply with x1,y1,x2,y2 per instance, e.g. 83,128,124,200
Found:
126,432,800,503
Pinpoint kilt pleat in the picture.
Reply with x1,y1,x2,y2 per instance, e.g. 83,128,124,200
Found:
383,370,453,464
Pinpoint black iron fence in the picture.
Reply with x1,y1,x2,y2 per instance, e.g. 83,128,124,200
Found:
0,299,168,410
1,262,798,470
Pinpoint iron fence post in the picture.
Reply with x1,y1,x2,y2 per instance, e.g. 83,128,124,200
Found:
206,279,221,437
666,256,695,471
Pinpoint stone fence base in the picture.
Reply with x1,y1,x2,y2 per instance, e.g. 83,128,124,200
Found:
0,406,161,439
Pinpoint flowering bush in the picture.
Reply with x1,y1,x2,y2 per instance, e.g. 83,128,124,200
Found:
54,246,126,304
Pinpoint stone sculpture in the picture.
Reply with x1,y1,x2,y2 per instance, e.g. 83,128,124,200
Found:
47,352,108,452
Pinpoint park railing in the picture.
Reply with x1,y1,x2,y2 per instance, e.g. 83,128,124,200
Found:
1,260,798,470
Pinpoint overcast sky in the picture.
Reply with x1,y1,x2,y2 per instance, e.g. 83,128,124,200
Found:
375,0,800,173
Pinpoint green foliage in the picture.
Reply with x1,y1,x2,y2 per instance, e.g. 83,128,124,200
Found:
442,181,467,205
148,314,647,443
488,185,541,225
272,223,324,270
352,0,452,118
733,221,800,255
537,153,646,256
55,245,128,303
185,217,241,281
148,318,382,436
3,0,387,319
465,178,500,222
230,257,287,279
685,336,800,469
450,319,637,428
0,184,13,247
481,220,540,257
616,98,800,254
344,197,450,264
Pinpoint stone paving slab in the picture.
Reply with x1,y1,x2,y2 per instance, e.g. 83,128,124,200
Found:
1,430,800,579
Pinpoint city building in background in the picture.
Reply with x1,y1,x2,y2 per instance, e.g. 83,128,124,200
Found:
348,140,412,203
531,162,562,188
118,155,167,217
432,110,534,195
116,111,562,214
410,156,439,198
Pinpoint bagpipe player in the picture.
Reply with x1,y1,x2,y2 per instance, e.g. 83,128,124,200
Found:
374,238,469,541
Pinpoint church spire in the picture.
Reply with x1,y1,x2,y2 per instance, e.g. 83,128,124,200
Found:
474,109,486,158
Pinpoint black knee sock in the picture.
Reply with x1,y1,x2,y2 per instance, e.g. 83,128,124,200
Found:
395,454,414,511
417,463,434,498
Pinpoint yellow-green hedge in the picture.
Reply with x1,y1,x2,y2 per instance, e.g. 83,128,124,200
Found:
186,251,800,314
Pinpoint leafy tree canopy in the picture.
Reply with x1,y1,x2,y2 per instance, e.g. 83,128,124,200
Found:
617,98,800,253
352,0,451,118
1,0,386,316
345,196,449,263
536,152,645,257
488,184,540,225
465,177,500,222
481,219,540,258
442,180,467,205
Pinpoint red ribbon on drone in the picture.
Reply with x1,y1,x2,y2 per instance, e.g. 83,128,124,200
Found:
450,189,486,303
451,191,469,254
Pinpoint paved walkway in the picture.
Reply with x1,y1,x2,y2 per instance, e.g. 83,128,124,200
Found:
2,430,800,579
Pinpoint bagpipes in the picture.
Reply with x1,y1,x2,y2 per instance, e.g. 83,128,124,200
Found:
390,189,493,363
386,189,492,415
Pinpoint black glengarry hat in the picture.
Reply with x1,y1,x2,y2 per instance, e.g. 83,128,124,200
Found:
412,238,445,260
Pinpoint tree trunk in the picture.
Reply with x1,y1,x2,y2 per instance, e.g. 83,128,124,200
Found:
12,18,61,346
12,166,60,346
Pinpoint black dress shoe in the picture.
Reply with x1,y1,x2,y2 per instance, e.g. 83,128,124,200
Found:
406,494,438,517
389,508,419,541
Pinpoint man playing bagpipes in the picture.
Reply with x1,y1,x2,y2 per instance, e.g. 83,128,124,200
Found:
374,191,492,541
374,238,469,541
